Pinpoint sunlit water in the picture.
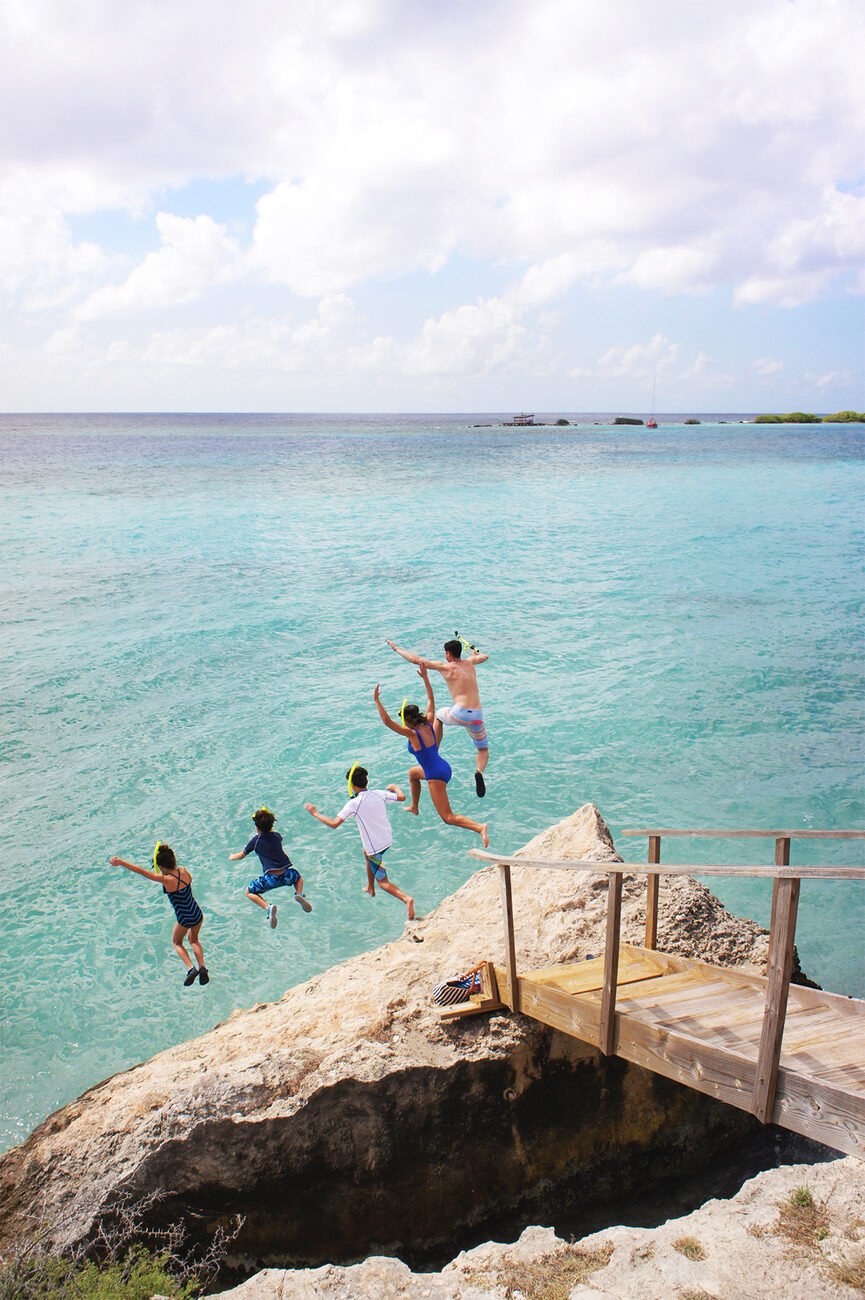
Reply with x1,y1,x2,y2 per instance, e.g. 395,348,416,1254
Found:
1,412,863,1153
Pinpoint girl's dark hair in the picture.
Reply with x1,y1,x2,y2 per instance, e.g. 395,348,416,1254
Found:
403,703,425,728
253,808,276,832
155,843,177,872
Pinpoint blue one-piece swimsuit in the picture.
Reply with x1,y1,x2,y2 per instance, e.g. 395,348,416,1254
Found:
409,723,452,784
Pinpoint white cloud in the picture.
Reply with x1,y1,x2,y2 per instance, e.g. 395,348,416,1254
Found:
76,213,242,320
1,0,864,404
810,368,852,390
752,357,784,377
351,298,528,378
596,334,678,380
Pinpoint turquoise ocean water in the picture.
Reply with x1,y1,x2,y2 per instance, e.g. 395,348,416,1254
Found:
1,412,863,1154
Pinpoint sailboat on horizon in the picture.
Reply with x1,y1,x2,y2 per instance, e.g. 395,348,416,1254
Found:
646,374,658,428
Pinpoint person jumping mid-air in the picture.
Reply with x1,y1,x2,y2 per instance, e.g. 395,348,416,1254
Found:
109,842,209,986
386,636,490,796
374,667,489,846
305,766,415,919
229,806,312,929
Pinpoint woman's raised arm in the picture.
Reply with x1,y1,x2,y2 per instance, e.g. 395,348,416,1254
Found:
418,664,436,722
373,683,411,736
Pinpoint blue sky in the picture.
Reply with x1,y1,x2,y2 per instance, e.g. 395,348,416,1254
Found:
0,0,862,413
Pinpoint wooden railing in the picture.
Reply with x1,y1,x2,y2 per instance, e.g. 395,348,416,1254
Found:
619,827,865,1121
469,835,865,1128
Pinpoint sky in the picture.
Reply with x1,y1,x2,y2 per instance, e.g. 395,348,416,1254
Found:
0,0,863,414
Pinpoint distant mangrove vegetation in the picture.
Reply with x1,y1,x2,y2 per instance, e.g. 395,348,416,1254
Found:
754,410,865,424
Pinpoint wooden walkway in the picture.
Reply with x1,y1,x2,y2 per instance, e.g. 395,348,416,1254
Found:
469,829,865,1160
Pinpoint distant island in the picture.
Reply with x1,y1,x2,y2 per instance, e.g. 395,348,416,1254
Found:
755,410,865,424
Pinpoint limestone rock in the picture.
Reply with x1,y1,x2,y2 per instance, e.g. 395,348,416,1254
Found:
220,1157,865,1298
0,805,775,1272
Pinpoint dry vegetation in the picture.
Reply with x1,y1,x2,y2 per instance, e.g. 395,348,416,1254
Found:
467,1242,613,1300
672,1235,707,1261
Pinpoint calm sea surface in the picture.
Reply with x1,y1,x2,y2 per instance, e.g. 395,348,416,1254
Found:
1,413,863,1153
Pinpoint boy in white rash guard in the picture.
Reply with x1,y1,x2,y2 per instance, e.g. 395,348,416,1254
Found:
305,767,415,919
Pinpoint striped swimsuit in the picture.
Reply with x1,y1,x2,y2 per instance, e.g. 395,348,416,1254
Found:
163,876,204,929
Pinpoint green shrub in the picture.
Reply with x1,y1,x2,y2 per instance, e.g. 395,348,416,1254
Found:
822,410,865,422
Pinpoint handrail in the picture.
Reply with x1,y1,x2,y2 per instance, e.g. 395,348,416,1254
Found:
471,836,863,1131
621,828,865,839
466,851,865,880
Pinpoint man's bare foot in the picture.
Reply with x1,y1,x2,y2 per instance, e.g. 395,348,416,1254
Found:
481,824,489,848
406,898,415,920
405,805,419,816
362,886,375,897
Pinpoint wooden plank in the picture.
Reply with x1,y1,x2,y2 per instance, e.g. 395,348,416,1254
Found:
617,1014,865,1159
645,834,661,950
774,1069,865,1158
753,849,800,1123
499,863,520,1014
493,966,603,1048
522,950,682,995
468,850,865,879
620,828,865,840
599,871,623,1056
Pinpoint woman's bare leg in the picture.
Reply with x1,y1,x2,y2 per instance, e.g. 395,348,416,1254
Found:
428,782,489,846
406,765,424,814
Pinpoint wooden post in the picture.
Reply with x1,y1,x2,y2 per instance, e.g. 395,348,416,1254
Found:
645,834,661,949
752,837,799,1123
599,871,624,1055
499,863,520,1013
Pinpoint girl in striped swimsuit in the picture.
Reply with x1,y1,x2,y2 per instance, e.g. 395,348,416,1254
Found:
109,842,209,986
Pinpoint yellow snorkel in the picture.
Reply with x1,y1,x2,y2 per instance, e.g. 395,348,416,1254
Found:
152,840,163,874
347,762,360,797
399,697,408,727
252,805,273,820
454,629,480,654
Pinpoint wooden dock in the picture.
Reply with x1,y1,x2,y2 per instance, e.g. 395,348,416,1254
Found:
469,829,865,1160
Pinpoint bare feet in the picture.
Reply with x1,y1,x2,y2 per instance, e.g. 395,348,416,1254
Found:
480,824,489,848
406,897,415,920
404,804,419,816
362,886,375,897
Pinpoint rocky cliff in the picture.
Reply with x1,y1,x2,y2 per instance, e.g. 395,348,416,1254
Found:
219,1156,865,1298
0,806,782,1277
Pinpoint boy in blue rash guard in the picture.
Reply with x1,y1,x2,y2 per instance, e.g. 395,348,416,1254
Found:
229,806,312,929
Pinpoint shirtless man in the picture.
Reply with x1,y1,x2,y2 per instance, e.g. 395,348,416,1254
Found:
385,637,490,797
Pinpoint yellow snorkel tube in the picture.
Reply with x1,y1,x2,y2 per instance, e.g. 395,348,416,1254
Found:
399,697,408,727
454,629,480,654
347,762,361,797
252,805,273,820
152,840,163,874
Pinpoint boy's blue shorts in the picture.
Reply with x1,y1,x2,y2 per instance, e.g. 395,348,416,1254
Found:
365,850,388,882
248,867,300,896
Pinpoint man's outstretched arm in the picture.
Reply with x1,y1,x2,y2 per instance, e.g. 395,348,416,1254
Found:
385,637,424,665
468,652,489,664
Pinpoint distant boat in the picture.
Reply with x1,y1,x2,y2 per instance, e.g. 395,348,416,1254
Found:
646,375,658,427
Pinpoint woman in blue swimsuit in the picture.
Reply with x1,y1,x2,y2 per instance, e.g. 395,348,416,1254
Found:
109,842,209,986
374,666,489,847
